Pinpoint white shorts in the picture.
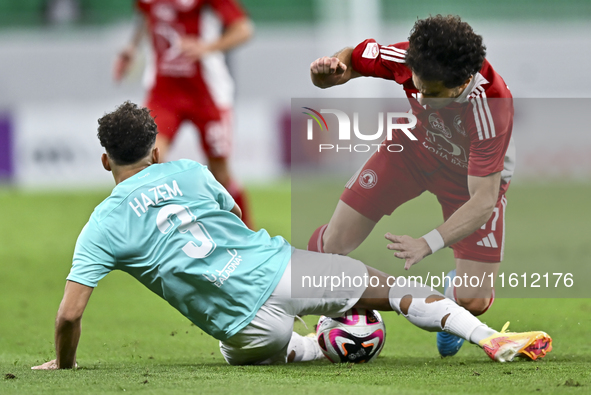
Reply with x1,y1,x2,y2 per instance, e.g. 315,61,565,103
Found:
219,249,368,365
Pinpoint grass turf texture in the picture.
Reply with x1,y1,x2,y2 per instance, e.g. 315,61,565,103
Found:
1,181,590,394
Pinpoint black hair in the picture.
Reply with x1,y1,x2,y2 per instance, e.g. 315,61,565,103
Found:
405,15,486,88
97,101,158,165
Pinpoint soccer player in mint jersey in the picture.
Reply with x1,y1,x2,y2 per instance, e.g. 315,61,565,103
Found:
32,102,550,370
308,15,514,357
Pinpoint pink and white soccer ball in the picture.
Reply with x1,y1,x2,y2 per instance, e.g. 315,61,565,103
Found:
316,308,386,363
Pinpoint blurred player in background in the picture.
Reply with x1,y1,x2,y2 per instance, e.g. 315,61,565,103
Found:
308,15,515,357
113,0,254,228
31,102,550,369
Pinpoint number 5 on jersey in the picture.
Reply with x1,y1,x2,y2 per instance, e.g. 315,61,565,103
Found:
156,204,216,258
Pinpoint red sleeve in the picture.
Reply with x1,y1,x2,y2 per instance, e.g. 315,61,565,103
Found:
350,39,412,85
466,97,514,177
207,0,247,27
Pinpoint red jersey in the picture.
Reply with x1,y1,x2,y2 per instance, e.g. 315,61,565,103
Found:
137,0,246,107
351,39,515,183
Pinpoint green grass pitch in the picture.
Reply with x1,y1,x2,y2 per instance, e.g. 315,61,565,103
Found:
1,180,590,394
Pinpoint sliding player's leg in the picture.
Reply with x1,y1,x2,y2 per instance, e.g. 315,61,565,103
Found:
356,265,551,362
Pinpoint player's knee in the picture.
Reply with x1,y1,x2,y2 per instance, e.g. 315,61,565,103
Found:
456,297,491,316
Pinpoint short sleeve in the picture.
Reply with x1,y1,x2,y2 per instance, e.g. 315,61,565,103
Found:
67,219,116,288
351,39,412,85
207,0,247,27
467,97,514,177
200,167,236,211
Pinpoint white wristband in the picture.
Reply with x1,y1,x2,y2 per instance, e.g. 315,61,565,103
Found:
422,229,445,254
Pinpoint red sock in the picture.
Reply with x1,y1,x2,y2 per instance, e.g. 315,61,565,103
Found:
308,224,328,252
227,180,254,229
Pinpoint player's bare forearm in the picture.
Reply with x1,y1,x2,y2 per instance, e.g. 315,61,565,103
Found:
208,18,253,53
386,172,501,270
310,47,361,88
114,15,147,82
53,281,93,369
435,172,501,247
55,316,81,369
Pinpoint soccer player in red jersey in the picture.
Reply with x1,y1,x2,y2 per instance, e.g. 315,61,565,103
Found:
113,0,255,228
308,15,515,356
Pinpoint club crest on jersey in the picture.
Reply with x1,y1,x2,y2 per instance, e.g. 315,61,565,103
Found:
453,115,467,137
362,43,379,59
429,113,452,139
359,169,378,189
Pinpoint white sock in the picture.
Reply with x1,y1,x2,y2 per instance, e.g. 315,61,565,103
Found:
443,309,497,344
468,325,498,344
287,332,325,362
388,280,496,344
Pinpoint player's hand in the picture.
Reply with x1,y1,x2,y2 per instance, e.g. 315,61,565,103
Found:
310,56,347,76
31,359,58,370
113,46,136,82
385,233,431,270
179,36,210,62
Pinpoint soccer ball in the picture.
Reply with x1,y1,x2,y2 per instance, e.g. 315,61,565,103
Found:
316,308,386,363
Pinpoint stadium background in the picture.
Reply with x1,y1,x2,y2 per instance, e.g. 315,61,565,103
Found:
1,1,590,393
0,0,590,187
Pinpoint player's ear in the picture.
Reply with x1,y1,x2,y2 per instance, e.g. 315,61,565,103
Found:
460,76,472,89
101,153,112,171
152,147,160,164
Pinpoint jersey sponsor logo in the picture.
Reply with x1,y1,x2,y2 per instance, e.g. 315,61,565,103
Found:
359,169,377,189
362,42,379,59
202,249,243,288
429,113,452,139
423,114,468,169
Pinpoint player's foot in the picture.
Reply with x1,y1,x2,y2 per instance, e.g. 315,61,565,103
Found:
479,322,553,362
437,269,465,357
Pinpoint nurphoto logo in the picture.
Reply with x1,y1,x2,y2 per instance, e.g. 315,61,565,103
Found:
303,107,418,153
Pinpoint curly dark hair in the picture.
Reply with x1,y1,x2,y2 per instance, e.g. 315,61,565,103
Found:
97,101,158,165
405,15,486,88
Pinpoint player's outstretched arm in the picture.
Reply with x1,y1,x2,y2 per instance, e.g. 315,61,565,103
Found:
113,14,147,82
32,281,93,370
386,172,501,270
310,47,361,89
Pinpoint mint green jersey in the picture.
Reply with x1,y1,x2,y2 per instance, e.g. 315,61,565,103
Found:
68,160,291,340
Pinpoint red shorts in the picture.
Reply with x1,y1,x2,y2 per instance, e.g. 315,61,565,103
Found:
340,147,509,263
145,87,233,159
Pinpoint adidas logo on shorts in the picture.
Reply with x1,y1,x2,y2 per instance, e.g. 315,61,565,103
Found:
477,232,498,248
